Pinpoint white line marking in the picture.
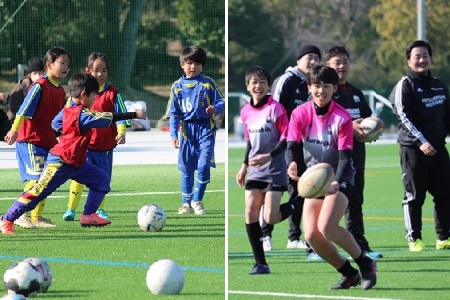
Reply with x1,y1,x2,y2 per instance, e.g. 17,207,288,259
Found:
228,290,400,300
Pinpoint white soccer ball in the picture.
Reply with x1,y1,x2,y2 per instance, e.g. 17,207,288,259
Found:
3,261,42,297
146,259,184,295
137,204,166,232
22,258,52,293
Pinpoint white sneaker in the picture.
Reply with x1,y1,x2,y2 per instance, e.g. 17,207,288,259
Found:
191,201,206,215
178,204,193,215
263,236,273,251
287,239,307,249
14,213,36,229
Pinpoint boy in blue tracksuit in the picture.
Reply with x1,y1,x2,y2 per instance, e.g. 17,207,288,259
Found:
165,45,225,215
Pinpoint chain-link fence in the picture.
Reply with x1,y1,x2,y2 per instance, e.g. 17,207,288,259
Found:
0,0,225,128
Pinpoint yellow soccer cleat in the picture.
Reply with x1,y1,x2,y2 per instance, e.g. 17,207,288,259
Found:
436,239,450,250
409,239,425,252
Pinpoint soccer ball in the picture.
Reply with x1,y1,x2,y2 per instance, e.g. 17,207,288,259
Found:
137,204,166,232
22,258,52,293
0,294,28,300
146,259,184,295
3,261,42,297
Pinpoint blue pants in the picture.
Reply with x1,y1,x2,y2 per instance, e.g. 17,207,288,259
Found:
4,160,110,222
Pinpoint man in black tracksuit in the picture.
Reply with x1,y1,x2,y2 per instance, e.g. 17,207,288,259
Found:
390,40,450,252
260,45,321,252
323,45,383,259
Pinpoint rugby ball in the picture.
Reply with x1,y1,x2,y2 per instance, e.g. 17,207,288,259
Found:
297,163,335,198
360,117,384,143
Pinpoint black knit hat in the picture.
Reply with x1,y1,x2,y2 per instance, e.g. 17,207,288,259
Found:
27,57,44,74
296,44,321,60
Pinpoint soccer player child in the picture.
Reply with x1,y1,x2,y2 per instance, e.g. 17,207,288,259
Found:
165,45,225,215
0,73,145,235
286,65,377,290
4,47,71,229
236,66,300,275
62,52,130,221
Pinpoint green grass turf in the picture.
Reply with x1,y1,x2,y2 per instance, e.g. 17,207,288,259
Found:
0,164,225,299
228,144,450,299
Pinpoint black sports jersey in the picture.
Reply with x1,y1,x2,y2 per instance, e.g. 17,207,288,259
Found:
390,68,450,149
334,82,372,169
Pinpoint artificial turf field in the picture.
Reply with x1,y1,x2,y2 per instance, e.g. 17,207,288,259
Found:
228,143,450,300
0,164,225,299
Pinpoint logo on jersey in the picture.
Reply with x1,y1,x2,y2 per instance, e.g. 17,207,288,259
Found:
353,95,361,103
199,92,205,107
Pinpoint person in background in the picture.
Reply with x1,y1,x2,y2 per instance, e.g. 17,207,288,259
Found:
5,47,70,229
322,45,383,259
237,66,299,275
165,45,225,215
6,57,45,122
0,93,9,141
389,40,450,252
261,44,321,253
63,52,131,221
287,65,377,290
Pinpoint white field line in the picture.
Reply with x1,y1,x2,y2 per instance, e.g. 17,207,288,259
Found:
228,290,400,300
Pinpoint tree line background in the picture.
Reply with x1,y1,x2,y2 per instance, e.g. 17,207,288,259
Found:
228,0,450,132
0,0,225,125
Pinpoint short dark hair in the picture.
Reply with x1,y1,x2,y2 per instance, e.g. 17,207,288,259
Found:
86,52,110,74
323,45,350,62
406,40,433,59
245,66,272,86
307,65,339,85
68,73,99,97
180,45,207,66
43,46,71,70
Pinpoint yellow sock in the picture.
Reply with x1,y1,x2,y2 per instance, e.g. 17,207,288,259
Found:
24,180,44,222
69,180,84,210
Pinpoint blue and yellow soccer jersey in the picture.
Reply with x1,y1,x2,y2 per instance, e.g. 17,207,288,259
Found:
166,73,224,122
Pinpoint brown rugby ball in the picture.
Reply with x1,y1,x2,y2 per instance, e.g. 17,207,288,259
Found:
360,117,384,143
297,163,335,198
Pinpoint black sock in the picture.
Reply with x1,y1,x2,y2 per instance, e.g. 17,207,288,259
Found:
246,222,266,265
337,259,359,277
354,252,373,269
279,202,296,221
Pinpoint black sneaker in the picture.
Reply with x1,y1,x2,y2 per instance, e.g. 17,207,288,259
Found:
330,273,361,289
360,260,377,290
248,263,270,275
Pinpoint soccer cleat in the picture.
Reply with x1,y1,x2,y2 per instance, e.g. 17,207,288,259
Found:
330,273,361,290
364,250,383,259
307,252,324,261
13,213,36,229
32,217,56,228
360,260,377,290
80,213,111,227
248,263,270,275
191,201,206,215
287,239,307,250
63,208,76,221
436,239,450,250
96,209,110,220
263,236,273,251
178,204,193,215
409,239,425,252
0,217,15,235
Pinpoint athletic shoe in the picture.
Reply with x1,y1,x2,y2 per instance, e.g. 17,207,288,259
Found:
330,273,361,289
191,201,206,215
96,209,109,220
14,213,36,229
364,250,383,259
63,208,76,221
360,260,377,290
287,239,307,250
248,263,270,275
436,239,450,250
80,213,111,227
178,204,193,215
0,217,15,235
409,239,425,252
263,236,273,251
307,252,324,261
32,217,56,228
